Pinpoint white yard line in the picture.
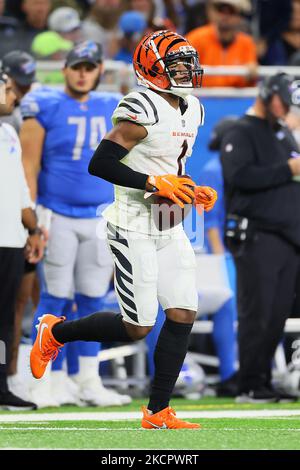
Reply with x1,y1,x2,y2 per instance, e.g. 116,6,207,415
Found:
0,409,300,422
0,426,300,432
0,427,143,431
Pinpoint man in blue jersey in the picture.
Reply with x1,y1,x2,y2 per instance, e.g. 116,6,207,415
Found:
20,41,131,408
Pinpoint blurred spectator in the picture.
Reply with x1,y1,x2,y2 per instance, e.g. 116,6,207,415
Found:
31,31,73,83
0,72,43,410
127,0,155,21
48,6,83,43
16,0,52,53
126,0,177,31
262,0,300,65
182,0,208,34
3,0,21,18
51,0,82,11
0,0,52,58
0,0,15,20
152,0,179,30
2,0,23,18
73,0,92,15
152,0,180,24
32,30,73,59
82,0,123,59
21,0,51,28
255,0,292,61
0,51,41,401
0,0,20,59
1,51,37,132
186,0,257,87
114,11,147,63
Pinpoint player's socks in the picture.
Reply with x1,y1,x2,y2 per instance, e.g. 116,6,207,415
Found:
52,299,74,371
52,312,134,343
147,318,193,414
64,300,80,375
75,294,103,356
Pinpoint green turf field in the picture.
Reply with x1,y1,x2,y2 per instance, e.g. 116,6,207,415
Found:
1,398,300,450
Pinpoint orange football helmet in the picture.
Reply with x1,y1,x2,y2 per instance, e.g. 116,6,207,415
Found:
133,30,204,97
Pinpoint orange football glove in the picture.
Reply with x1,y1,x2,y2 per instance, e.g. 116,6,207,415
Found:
145,174,196,208
194,186,218,212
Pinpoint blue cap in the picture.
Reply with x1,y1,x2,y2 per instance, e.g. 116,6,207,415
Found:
2,51,36,86
119,11,147,35
65,41,102,67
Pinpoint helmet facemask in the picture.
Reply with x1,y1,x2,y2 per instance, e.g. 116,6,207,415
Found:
164,49,204,96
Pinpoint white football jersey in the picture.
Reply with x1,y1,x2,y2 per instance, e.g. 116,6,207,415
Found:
102,88,204,234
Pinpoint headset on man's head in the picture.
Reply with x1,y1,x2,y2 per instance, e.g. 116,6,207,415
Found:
259,73,300,107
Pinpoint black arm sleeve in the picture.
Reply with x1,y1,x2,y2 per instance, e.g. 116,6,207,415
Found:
88,139,148,190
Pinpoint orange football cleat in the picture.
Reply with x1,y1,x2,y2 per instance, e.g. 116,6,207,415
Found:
141,406,201,429
30,314,65,379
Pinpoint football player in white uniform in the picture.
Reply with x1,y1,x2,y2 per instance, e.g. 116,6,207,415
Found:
30,30,217,429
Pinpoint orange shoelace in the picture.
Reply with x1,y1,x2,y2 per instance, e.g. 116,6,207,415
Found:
41,340,60,363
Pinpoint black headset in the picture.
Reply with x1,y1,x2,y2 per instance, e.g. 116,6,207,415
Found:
258,72,295,106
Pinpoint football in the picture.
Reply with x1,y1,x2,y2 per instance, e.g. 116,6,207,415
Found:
150,175,195,231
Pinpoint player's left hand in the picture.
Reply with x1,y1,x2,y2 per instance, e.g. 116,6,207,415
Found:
194,186,218,212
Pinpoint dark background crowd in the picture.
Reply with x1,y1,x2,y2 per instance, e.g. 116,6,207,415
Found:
0,1,299,83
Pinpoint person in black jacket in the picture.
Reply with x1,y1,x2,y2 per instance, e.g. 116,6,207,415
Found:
221,72,300,403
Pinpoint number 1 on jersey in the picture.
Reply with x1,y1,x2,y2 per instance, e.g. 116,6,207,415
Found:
177,139,188,175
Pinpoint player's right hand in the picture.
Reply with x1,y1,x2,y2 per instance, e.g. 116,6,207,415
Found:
145,174,196,208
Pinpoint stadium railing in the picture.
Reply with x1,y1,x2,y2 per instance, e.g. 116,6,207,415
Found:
35,61,300,93
98,342,148,394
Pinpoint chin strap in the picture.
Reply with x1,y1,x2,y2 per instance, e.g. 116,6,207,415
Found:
167,87,192,99
136,71,193,98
